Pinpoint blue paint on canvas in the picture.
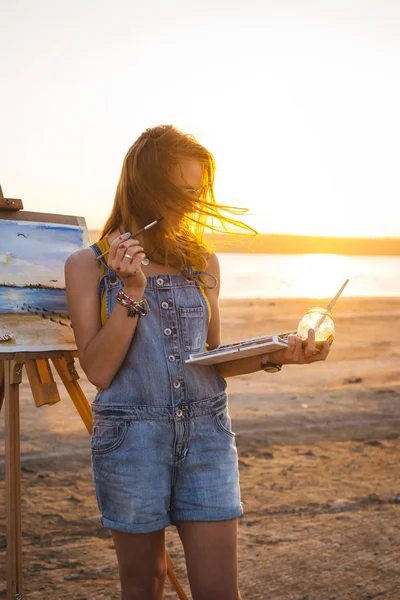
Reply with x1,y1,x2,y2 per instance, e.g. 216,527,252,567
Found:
0,219,87,315
0,287,68,315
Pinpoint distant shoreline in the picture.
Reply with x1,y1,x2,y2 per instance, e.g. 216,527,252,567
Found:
0,283,63,290
89,231,400,255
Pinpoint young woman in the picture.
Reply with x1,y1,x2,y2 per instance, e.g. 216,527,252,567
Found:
65,125,329,600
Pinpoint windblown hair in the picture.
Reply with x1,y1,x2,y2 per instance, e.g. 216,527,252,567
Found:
99,125,257,271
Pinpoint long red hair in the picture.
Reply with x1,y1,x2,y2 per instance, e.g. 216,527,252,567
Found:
99,125,256,271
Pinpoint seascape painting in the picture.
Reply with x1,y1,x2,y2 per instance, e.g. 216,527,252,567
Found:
0,215,89,353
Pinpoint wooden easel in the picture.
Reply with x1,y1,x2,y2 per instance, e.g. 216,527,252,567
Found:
0,188,188,600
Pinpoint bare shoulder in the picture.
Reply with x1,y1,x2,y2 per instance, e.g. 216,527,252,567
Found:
65,247,100,282
65,247,98,269
204,251,221,292
206,251,220,275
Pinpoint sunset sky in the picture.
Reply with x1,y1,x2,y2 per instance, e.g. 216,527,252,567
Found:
2,1,400,237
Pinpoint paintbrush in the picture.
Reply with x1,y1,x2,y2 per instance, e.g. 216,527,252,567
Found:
313,278,350,333
95,217,164,260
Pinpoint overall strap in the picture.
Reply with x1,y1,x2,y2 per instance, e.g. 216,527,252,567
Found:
90,242,119,281
185,266,218,290
90,242,110,271
90,242,123,327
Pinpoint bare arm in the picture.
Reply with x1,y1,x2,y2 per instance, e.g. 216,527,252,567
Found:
65,234,147,389
204,253,330,378
204,256,272,377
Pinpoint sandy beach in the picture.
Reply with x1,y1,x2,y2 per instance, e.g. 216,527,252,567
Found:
1,296,400,599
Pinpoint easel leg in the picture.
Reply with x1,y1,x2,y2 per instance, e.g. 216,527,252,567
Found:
166,554,189,599
0,360,4,412
4,359,24,600
51,354,93,433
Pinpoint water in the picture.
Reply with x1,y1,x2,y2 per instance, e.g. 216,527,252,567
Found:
0,286,68,315
217,254,400,299
1,254,398,313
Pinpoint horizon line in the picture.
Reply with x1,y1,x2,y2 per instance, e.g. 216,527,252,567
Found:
88,229,400,241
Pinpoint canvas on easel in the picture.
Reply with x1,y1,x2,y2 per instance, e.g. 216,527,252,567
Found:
0,186,188,600
0,207,89,353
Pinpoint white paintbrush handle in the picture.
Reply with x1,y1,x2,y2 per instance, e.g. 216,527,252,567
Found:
314,279,349,332
326,279,349,312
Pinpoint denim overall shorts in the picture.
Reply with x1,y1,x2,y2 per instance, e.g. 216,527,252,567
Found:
89,243,243,534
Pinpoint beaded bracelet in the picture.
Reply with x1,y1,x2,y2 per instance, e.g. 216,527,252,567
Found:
115,290,150,318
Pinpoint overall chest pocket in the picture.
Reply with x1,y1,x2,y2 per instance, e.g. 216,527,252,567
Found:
179,306,205,352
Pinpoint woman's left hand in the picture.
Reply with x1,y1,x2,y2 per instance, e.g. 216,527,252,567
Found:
265,329,330,366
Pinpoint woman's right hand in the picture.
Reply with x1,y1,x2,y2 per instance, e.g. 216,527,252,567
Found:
107,233,147,294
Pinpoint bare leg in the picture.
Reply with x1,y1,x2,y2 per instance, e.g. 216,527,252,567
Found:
175,519,241,600
111,528,167,600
